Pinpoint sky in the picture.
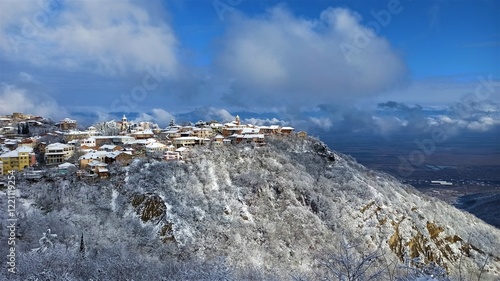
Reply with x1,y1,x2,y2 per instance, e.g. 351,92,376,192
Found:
0,0,499,137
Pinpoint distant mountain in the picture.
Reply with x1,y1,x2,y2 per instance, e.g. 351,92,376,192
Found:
2,136,499,280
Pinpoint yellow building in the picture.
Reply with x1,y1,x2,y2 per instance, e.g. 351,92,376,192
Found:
0,147,33,174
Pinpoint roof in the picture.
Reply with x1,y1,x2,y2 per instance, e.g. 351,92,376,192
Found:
0,150,19,158
99,144,117,150
176,147,188,152
79,151,108,160
16,146,33,153
145,142,166,148
46,142,71,149
105,151,132,159
58,162,76,169
241,128,260,134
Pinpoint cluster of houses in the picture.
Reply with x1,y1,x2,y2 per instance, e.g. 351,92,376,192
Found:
0,113,303,180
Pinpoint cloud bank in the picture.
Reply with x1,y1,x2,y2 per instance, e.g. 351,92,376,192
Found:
1,0,178,76
214,6,408,108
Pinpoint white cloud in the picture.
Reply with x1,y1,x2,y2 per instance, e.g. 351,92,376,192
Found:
1,0,178,76
309,117,333,130
214,6,408,108
132,108,174,127
244,117,289,126
0,83,68,119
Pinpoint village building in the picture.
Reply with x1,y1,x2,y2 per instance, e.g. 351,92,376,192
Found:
131,129,155,139
79,151,108,169
58,162,77,174
105,151,133,166
0,146,35,174
192,128,214,139
280,127,295,134
80,137,96,149
145,142,167,155
163,151,181,161
45,143,75,165
86,160,109,179
61,130,89,141
59,118,77,131
98,144,122,152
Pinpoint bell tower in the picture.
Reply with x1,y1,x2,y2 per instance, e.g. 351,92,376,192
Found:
121,114,128,132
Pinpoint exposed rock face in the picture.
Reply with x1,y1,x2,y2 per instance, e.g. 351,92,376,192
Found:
127,136,500,279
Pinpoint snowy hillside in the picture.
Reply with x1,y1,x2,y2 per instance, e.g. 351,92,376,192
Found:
1,136,499,280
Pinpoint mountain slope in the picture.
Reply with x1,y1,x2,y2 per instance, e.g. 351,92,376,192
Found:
2,136,499,280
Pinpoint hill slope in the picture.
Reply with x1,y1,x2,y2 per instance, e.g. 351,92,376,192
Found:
1,136,499,280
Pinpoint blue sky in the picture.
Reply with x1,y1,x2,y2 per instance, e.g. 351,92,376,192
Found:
0,0,499,135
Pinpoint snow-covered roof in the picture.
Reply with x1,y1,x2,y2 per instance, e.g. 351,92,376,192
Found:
0,150,19,158
99,144,117,150
259,125,280,130
17,146,33,153
46,142,71,150
145,142,166,148
174,137,199,141
241,128,260,134
105,151,132,159
79,151,107,160
58,162,76,169
281,126,294,130
243,134,265,139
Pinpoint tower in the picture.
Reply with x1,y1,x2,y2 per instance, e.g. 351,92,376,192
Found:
235,115,240,126
121,114,128,132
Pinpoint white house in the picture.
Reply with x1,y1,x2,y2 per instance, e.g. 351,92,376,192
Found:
45,143,75,165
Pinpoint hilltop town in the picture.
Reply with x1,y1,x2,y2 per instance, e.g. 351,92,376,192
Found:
0,112,303,180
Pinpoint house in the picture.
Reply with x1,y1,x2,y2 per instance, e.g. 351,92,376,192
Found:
222,127,243,137
80,137,96,149
192,128,214,139
213,135,224,145
163,151,181,161
58,162,76,174
99,144,121,152
145,142,167,155
45,143,75,165
86,161,109,179
131,129,154,139
173,136,209,148
59,118,77,131
297,131,307,138
242,134,265,145
0,146,35,174
0,117,12,126
12,112,31,120
62,130,89,141
160,129,180,139
280,127,294,134
259,125,280,135
79,151,108,169
105,151,132,166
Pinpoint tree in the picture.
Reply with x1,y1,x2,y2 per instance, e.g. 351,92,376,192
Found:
79,233,86,258
24,122,30,134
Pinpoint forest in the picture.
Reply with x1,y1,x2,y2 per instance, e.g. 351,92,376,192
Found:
1,136,499,280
